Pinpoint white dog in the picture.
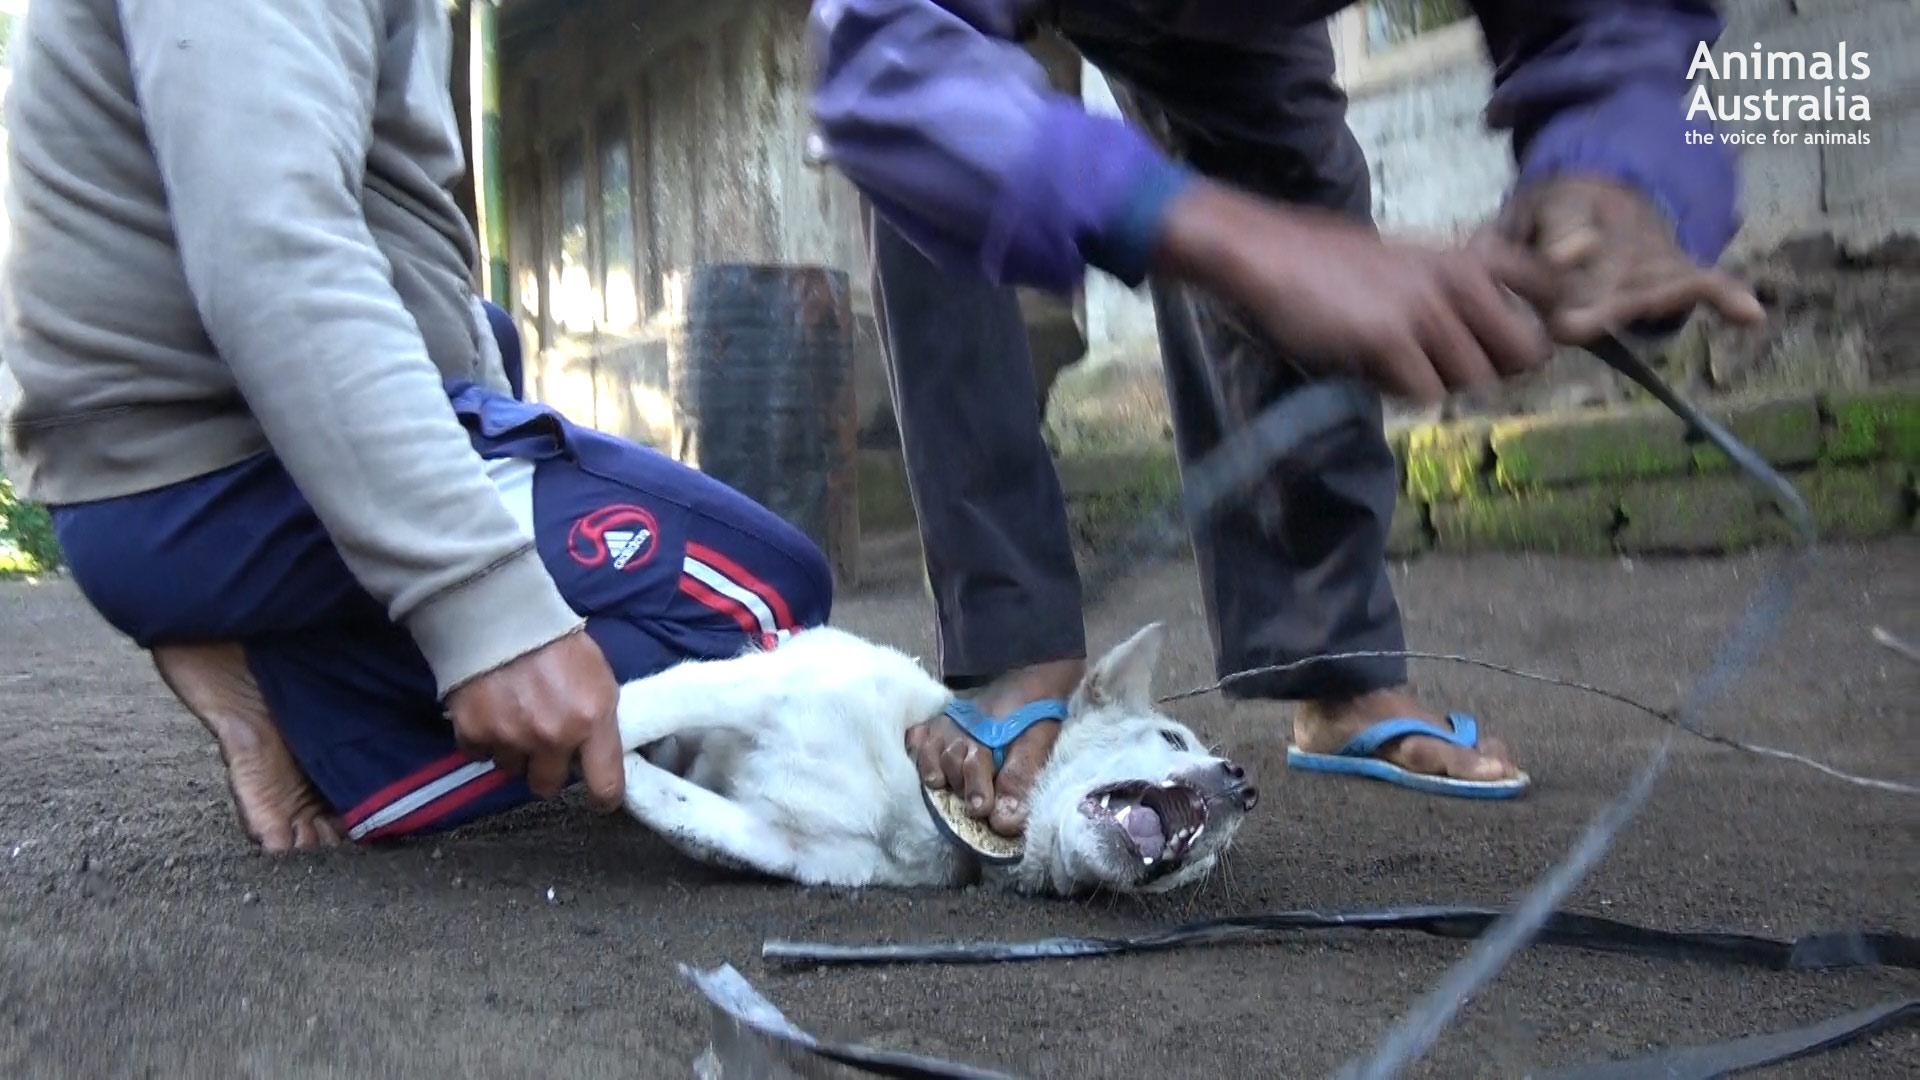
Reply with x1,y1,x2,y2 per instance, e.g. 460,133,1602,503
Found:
613,622,1259,894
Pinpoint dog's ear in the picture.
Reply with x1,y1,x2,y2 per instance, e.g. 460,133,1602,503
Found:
1072,622,1166,715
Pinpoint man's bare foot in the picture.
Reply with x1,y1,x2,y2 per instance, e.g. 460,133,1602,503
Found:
151,643,341,852
907,657,1084,836
1293,688,1524,784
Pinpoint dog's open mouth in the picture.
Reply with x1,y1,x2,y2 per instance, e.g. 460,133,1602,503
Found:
1079,780,1209,867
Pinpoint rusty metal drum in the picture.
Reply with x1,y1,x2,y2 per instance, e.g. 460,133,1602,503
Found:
673,264,859,585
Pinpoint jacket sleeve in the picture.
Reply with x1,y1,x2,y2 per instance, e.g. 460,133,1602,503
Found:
808,0,1193,291
1474,1,1738,265
118,0,583,694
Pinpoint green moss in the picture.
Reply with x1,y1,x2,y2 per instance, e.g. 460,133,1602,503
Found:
856,449,917,535
1063,446,1182,544
1402,421,1489,502
1614,476,1782,554
1692,394,1820,471
1430,488,1614,555
1823,388,1920,465
1490,407,1692,490
1385,497,1429,558
1798,465,1909,540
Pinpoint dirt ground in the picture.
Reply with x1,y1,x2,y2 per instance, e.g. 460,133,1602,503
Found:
1,537,1915,1078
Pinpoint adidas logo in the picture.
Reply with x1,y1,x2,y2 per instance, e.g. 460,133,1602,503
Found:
607,529,652,570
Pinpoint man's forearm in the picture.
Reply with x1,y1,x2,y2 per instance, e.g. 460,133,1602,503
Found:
1476,1,1738,264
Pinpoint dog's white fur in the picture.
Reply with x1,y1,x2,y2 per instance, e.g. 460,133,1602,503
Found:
613,623,1256,895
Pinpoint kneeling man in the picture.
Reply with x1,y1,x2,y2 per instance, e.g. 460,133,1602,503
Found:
0,0,827,848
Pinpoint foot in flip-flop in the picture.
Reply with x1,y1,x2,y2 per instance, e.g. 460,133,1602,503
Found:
1288,689,1530,799
906,658,1082,860
920,697,1071,863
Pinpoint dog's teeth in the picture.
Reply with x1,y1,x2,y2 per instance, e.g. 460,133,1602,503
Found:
1115,806,1132,824
1142,856,1153,865
1100,795,1111,809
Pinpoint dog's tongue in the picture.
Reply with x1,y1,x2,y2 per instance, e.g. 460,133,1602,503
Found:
1122,805,1165,859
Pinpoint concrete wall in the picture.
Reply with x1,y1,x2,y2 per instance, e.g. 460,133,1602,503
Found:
1343,55,1506,237
1338,0,1919,252
1081,64,1161,352
1082,0,1919,396
1711,0,1919,252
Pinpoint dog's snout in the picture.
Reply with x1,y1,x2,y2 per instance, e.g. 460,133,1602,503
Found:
1185,759,1257,812
1214,760,1258,809
1218,761,1257,810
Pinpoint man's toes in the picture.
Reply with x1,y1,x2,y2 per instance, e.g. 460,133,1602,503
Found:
253,820,295,854
313,817,343,846
1458,750,1516,782
1441,740,1517,781
293,813,341,850
1392,737,1515,782
988,798,1028,837
1478,735,1516,769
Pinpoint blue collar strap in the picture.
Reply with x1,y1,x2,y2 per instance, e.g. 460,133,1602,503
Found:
942,698,1070,771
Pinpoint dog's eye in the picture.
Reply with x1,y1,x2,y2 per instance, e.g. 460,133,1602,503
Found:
1159,730,1189,751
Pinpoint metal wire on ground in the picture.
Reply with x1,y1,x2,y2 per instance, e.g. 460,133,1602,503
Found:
688,342,1905,1080
1156,648,1916,796
1048,335,1903,1077
763,906,1920,971
1329,337,1822,1080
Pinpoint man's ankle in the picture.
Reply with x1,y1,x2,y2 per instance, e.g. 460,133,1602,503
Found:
972,658,1086,716
1294,687,1435,731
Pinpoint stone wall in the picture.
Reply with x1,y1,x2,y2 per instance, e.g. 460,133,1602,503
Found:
859,373,1919,556
1389,386,1918,556
1080,1,1919,404
1675,0,1920,401
1344,0,1918,263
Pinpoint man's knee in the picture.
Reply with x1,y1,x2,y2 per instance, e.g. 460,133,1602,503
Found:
691,496,836,637
780,528,835,630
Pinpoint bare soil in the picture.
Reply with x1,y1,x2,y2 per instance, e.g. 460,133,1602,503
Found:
2,539,1915,1078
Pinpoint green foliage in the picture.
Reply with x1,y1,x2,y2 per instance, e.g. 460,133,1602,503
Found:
0,467,61,576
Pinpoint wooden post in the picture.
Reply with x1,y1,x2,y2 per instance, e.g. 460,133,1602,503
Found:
469,0,510,305
675,265,860,587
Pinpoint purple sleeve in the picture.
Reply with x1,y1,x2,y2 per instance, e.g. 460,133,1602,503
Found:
808,0,1191,291
1475,2,1737,265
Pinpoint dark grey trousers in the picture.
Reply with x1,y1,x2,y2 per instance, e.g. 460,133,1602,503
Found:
866,19,1407,700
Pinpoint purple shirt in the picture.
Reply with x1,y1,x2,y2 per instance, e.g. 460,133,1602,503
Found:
809,0,1736,292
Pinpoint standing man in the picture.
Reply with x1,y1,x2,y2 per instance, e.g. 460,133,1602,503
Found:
1,0,831,850
817,1,1764,832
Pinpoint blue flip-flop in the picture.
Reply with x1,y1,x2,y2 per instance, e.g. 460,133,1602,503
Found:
942,698,1068,771
919,697,1069,863
1285,713,1530,799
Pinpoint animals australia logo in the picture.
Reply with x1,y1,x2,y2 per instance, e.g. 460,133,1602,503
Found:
1686,40,1872,146
568,504,660,571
